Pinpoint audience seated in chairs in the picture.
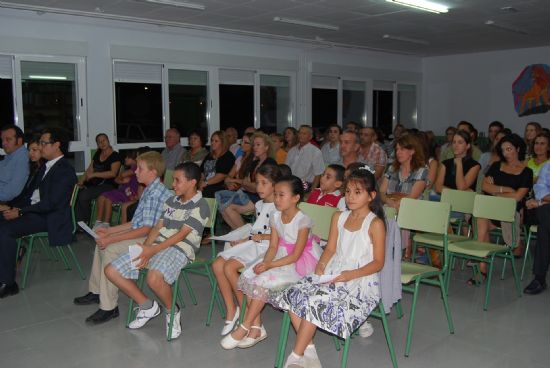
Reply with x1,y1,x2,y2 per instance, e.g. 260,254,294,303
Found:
0,128,77,298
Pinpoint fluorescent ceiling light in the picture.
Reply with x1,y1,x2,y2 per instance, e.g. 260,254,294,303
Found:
386,0,448,14
28,75,67,80
142,0,205,10
383,34,429,45
485,20,527,35
273,17,339,31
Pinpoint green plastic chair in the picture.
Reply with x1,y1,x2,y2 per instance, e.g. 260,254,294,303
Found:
411,189,475,268
17,185,86,289
398,198,454,357
521,225,538,281
298,202,339,241
164,169,174,189
447,194,522,310
274,302,398,368
384,205,397,220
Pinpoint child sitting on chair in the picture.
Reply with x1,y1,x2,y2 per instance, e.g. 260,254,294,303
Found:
213,163,281,337
105,162,210,340
221,175,321,350
307,164,346,211
280,167,385,368
93,150,138,229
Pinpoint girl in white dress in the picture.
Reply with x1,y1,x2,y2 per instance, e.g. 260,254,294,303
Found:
220,175,321,350
212,164,281,337
280,167,386,368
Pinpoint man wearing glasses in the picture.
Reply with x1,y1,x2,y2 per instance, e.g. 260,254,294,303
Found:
0,128,76,298
0,124,29,203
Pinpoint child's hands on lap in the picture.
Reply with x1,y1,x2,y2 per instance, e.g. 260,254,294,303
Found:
331,270,353,283
133,243,155,269
253,261,271,275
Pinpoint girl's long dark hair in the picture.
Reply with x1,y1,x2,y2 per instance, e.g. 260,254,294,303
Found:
276,175,305,202
345,168,386,226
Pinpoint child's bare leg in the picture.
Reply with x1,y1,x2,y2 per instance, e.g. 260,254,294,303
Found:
147,270,174,310
213,257,238,319
220,209,240,230
104,264,148,304
293,315,317,356
96,196,106,222
289,312,315,351
230,298,265,340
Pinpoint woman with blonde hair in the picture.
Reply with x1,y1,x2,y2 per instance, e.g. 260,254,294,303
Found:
218,131,278,230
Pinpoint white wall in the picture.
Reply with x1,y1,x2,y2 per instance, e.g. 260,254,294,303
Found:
0,8,421,154
422,45,550,135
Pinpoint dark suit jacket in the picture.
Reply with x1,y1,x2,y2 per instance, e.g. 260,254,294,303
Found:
20,156,77,246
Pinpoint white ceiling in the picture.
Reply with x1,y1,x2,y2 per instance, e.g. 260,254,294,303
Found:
1,0,549,56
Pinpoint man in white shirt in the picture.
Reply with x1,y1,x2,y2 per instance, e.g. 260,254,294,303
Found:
285,125,325,190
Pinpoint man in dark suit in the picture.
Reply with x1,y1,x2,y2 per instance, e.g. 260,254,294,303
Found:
0,128,77,298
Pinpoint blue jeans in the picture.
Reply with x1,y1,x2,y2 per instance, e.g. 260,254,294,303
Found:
215,189,251,212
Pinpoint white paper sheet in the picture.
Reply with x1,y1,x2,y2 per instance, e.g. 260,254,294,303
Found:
78,221,98,239
129,244,143,270
209,224,253,242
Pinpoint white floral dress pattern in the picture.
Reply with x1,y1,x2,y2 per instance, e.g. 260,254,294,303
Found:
279,211,381,339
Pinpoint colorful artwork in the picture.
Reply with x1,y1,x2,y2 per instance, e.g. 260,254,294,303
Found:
513,64,550,117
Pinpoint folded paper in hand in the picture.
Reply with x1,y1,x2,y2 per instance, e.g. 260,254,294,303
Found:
129,244,143,270
310,274,340,284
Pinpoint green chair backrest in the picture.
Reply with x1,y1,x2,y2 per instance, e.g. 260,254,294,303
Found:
472,194,516,223
298,202,338,241
440,189,476,215
398,198,450,235
384,205,397,220
203,197,217,233
164,169,174,189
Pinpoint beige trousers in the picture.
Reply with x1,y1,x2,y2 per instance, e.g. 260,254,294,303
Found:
88,237,146,310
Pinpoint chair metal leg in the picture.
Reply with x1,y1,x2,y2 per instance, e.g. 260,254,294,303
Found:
57,247,71,270
239,296,247,324
340,337,351,368
21,237,35,289
508,252,523,297
207,267,226,319
333,335,341,351
438,274,454,334
483,257,496,311
181,271,198,305
378,302,399,368
395,300,403,319
65,245,86,279
206,278,217,326
404,280,420,357
275,311,291,368
521,232,534,281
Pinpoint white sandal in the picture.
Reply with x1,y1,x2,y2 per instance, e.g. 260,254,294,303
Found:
220,307,240,336
237,325,267,348
220,324,249,350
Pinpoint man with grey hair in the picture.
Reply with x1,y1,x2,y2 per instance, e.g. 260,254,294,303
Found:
161,128,184,170
285,125,325,190
225,127,240,157
337,130,368,169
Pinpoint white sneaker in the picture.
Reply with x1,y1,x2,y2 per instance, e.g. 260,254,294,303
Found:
359,320,374,338
284,352,305,368
304,344,322,368
166,309,182,339
128,300,160,329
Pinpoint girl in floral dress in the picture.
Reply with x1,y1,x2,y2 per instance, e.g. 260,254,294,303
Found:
280,168,386,368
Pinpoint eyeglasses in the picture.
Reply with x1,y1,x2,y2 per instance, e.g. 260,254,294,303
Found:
39,140,54,146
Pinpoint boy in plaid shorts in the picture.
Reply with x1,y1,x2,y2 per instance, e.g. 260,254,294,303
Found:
105,162,210,339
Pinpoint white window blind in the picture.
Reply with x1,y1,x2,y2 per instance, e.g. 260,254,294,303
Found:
219,69,254,85
0,54,13,79
113,61,162,83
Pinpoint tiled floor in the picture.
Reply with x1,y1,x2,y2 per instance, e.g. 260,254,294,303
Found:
1,235,549,368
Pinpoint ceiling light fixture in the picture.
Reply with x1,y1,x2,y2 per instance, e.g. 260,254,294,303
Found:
142,0,205,11
383,34,429,45
386,0,448,14
28,75,67,80
485,20,527,35
273,17,339,31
